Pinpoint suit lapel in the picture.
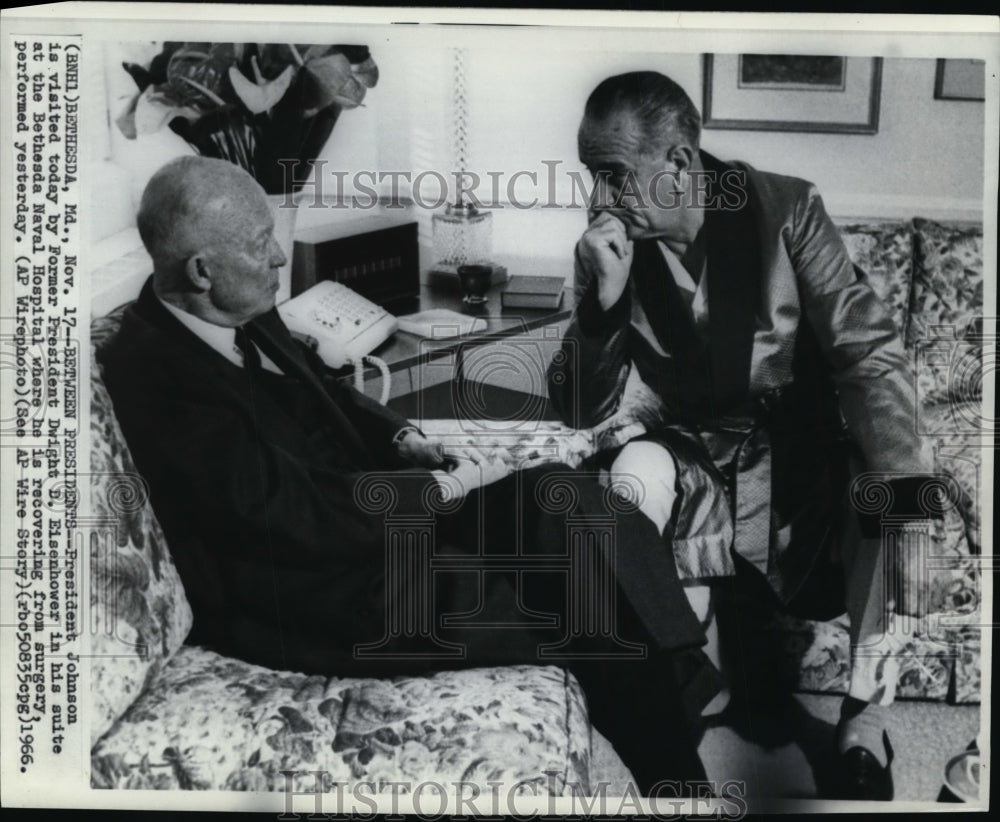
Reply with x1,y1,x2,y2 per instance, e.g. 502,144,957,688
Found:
702,151,761,412
633,238,696,355
632,239,713,418
247,309,370,463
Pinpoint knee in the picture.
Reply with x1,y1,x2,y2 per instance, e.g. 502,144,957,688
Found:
610,442,678,529
611,441,678,497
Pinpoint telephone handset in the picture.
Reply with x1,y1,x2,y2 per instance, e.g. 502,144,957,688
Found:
278,281,398,404
278,281,398,369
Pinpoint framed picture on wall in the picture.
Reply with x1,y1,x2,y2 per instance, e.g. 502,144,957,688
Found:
934,59,986,101
702,54,883,134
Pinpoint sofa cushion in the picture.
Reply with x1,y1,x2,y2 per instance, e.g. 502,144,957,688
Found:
949,624,983,704
90,313,193,743
907,218,984,347
912,328,984,409
91,646,592,793
776,613,958,701
838,221,915,339
906,218,984,411
915,400,983,552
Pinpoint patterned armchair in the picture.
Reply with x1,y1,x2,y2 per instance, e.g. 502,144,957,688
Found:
87,315,595,793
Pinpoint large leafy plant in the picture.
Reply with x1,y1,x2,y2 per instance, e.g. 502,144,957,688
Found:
118,42,378,194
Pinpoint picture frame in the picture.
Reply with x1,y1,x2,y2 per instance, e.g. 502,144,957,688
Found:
934,58,986,101
702,54,883,134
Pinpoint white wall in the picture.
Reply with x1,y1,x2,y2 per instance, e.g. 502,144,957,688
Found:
458,51,986,220
323,48,986,267
98,42,986,283
697,57,985,220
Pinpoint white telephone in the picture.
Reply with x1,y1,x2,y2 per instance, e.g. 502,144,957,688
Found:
278,281,398,403
278,281,398,369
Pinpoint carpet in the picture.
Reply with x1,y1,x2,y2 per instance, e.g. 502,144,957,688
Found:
590,695,981,805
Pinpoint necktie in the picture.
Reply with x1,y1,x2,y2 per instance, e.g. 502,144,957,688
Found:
244,316,370,464
234,326,261,371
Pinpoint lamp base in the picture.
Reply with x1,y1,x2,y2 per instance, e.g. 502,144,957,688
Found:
428,264,508,292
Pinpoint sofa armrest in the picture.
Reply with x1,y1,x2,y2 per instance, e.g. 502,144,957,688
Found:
90,343,193,744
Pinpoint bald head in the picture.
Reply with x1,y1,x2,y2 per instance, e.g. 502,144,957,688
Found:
138,156,269,280
138,156,286,326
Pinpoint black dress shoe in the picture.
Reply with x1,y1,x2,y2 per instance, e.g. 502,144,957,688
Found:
838,729,895,800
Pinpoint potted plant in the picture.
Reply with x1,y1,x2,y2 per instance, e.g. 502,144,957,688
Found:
117,41,378,195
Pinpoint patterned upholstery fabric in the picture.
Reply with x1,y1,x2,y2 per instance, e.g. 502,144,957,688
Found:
907,218,984,349
90,317,193,743
775,613,955,701
910,264,983,407
777,548,980,703
838,221,915,338
774,219,984,705
766,413,981,703
949,625,983,704
917,400,984,551
912,335,983,410
91,307,129,351
906,214,984,426
92,646,591,793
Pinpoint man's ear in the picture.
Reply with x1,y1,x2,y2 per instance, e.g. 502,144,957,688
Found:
665,144,696,173
184,254,212,291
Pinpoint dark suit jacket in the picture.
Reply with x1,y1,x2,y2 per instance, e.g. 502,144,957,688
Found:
98,279,445,673
548,153,930,602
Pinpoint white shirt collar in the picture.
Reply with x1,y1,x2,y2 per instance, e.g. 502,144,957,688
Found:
157,296,282,372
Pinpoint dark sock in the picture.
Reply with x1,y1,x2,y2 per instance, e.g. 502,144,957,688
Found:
838,697,890,767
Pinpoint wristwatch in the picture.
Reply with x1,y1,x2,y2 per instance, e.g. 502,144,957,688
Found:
391,425,422,449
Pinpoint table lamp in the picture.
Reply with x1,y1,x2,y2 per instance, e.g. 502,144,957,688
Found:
429,48,506,290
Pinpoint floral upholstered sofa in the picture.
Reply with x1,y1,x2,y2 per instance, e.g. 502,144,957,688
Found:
88,216,983,791
776,216,985,704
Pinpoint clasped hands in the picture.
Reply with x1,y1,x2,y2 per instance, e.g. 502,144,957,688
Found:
396,431,511,501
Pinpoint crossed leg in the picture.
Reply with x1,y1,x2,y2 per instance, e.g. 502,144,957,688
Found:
610,441,727,713
609,440,678,535
609,437,908,745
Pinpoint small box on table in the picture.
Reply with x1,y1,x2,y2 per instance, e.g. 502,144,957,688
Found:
292,215,420,313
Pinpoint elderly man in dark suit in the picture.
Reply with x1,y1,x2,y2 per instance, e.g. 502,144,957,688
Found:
547,72,936,800
99,155,722,794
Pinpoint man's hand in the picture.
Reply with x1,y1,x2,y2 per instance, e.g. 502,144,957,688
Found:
579,211,634,311
430,449,511,502
396,431,446,468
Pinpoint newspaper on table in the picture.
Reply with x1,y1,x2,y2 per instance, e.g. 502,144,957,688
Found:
0,3,996,815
